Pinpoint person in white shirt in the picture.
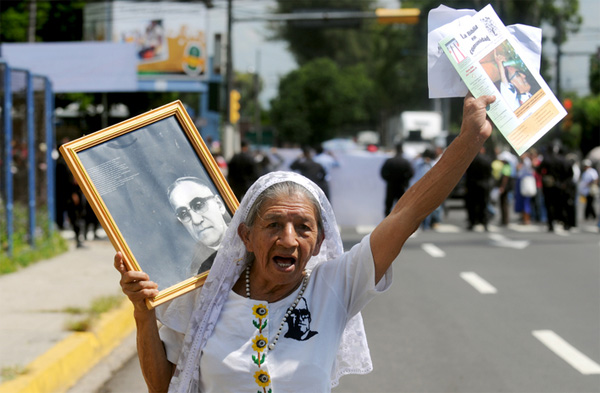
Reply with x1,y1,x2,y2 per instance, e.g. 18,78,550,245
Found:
579,159,599,220
114,94,496,393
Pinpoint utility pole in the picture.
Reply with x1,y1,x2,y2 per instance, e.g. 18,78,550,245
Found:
221,6,420,157
254,50,261,145
28,1,36,42
555,21,562,101
222,0,236,161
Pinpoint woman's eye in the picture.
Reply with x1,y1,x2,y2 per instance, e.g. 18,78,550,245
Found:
297,224,311,232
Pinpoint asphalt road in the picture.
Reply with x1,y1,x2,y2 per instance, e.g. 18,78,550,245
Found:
93,208,600,393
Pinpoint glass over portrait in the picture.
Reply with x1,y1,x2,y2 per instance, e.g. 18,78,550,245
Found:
59,101,237,308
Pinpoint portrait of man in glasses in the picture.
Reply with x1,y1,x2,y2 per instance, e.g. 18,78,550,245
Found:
167,176,231,276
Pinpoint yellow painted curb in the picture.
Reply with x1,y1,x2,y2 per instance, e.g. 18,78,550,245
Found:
0,300,135,393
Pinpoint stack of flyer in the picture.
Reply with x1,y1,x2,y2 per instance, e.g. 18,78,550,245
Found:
438,5,566,155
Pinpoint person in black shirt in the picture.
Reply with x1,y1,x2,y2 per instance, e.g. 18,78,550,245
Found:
380,143,414,216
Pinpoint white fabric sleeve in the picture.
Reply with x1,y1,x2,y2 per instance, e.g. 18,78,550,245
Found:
318,233,393,319
159,324,186,364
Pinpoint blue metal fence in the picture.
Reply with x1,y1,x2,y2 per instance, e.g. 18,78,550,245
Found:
0,62,55,257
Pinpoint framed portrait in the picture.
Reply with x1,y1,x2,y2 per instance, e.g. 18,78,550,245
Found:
60,101,238,308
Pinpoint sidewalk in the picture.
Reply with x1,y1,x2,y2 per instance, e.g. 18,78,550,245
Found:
0,234,135,393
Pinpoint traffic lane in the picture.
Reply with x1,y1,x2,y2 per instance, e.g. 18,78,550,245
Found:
336,230,599,392
434,230,600,368
406,230,600,391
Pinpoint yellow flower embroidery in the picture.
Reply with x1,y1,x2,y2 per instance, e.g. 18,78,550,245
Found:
254,370,271,388
252,334,268,352
252,304,268,319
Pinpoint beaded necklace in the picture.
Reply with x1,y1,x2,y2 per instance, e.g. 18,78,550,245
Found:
245,264,310,351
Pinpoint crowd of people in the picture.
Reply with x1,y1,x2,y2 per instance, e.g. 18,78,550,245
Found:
380,142,599,232
55,133,598,252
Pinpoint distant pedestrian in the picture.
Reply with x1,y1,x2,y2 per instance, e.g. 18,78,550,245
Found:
497,151,515,226
313,144,340,183
514,153,535,225
227,140,259,201
256,147,284,176
465,147,493,230
290,146,329,198
538,146,571,232
564,153,579,229
55,138,71,229
409,148,438,230
380,143,414,216
84,197,101,240
66,177,85,248
529,149,547,223
579,159,598,220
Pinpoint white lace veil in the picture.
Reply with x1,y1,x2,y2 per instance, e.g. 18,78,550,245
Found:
168,171,373,393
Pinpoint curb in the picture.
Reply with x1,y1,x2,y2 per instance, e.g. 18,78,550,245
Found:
0,300,135,393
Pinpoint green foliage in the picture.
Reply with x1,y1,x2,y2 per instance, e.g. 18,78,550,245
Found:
268,0,583,147
89,295,123,315
571,94,600,156
233,71,264,124
64,294,124,332
270,0,377,67
590,53,600,95
270,58,374,145
0,1,86,42
0,204,68,275
1,365,28,382
539,0,582,45
65,318,93,332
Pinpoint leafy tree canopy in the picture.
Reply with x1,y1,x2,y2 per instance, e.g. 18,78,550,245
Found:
0,1,86,42
233,71,264,123
270,58,374,146
269,0,378,67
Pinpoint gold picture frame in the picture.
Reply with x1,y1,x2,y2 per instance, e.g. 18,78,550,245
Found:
60,101,238,309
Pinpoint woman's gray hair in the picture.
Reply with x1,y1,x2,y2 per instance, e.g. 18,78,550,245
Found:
244,181,323,236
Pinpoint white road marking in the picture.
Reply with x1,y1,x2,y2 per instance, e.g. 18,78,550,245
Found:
433,223,461,233
532,330,600,375
421,243,446,258
488,233,530,249
460,272,497,294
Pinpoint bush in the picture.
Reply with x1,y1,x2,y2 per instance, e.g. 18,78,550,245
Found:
0,203,68,274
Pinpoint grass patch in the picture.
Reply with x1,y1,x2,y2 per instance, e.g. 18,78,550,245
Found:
0,204,69,275
1,365,28,381
90,295,123,315
62,306,85,315
64,294,124,332
65,318,93,332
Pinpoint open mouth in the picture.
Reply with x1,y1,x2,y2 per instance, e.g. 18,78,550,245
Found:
273,256,296,268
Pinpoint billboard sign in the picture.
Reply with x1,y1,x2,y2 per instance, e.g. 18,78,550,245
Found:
85,1,207,78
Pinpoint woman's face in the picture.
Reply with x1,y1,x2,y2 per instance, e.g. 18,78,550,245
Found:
239,192,323,290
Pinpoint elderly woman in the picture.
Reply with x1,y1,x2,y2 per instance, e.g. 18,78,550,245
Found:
115,94,496,392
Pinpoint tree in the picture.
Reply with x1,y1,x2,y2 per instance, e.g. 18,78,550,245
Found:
233,71,264,125
590,50,600,95
0,1,86,42
269,0,378,67
270,58,374,145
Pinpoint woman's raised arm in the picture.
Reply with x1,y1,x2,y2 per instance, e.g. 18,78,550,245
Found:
370,94,496,283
